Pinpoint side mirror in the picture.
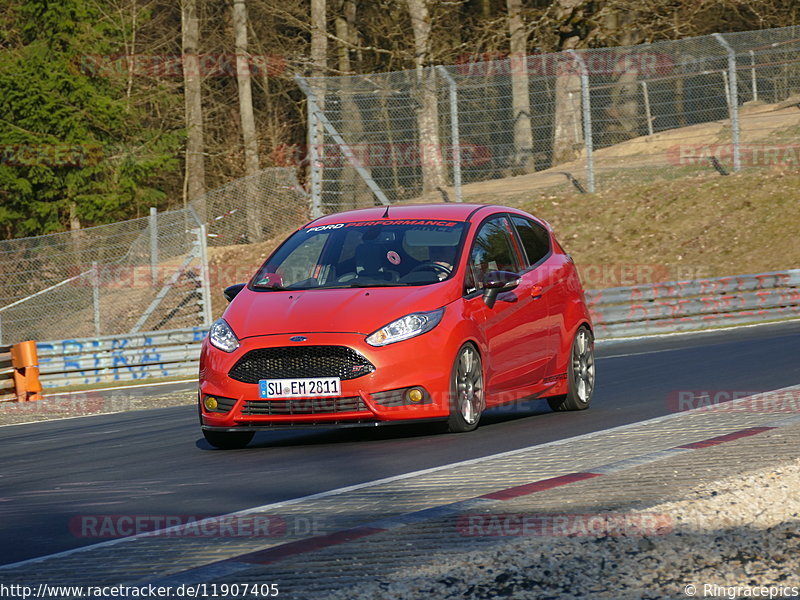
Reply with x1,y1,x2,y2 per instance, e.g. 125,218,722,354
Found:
482,271,520,309
223,283,247,303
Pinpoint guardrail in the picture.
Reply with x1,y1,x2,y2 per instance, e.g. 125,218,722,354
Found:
0,344,14,400
30,269,800,390
36,328,206,389
586,269,800,338
0,341,44,401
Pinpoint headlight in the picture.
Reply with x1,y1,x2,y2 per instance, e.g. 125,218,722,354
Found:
366,308,445,347
209,319,240,353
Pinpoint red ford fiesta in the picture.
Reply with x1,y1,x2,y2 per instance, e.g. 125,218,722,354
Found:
198,203,594,449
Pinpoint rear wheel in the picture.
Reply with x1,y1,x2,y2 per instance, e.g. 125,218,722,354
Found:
202,429,254,449
548,326,595,412
447,344,485,433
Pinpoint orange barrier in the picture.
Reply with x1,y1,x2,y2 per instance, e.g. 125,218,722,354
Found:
0,341,43,402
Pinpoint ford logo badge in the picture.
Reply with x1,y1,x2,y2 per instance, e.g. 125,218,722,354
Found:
289,336,307,342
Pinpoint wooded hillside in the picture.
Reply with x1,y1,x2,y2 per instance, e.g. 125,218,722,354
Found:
1,0,798,238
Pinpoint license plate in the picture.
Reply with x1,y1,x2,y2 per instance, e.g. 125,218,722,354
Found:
259,377,342,399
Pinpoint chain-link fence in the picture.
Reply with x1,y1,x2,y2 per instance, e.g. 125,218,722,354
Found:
298,26,800,211
0,208,209,345
202,167,309,246
0,167,309,345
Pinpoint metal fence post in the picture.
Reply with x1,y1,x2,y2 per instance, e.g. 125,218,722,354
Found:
567,50,595,193
149,207,159,286
641,81,654,137
713,33,741,172
749,50,758,102
92,261,101,337
436,66,462,203
197,224,213,328
295,74,391,206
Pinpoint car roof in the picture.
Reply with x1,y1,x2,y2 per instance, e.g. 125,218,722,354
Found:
304,203,538,228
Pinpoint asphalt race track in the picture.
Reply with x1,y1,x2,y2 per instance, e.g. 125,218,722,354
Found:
1,321,799,567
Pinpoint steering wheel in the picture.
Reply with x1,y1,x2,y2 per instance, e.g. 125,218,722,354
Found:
408,261,452,277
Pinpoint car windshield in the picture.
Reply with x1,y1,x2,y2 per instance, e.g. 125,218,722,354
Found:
252,219,467,290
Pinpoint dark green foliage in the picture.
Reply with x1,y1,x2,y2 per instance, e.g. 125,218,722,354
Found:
0,0,181,238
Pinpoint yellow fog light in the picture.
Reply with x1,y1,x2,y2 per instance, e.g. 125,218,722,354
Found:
406,388,424,403
204,396,218,411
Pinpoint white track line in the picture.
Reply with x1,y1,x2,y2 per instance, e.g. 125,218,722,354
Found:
44,379,196,397
596,317,800,344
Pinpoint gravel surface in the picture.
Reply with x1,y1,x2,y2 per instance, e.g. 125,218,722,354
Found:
0,389,195,426
325,460,800,600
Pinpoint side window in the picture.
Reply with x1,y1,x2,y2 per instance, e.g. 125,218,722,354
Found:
271,233,328,286
467,217,518,292
511,216,550,267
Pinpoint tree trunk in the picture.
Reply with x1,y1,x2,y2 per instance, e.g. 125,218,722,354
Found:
126,0,137,105
507,0,534,173
604,10,643,144
233,0,262,241
406,0,446,195
552,43,582,164
69,202,81,231
552,0,584,165
310,0,327,209
335,0,371,209
311,0,327,82
181,0,206,220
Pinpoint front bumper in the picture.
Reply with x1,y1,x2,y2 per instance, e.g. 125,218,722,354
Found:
199,331,454,428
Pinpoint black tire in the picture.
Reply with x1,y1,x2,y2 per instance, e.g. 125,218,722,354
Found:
202,429,254,449
447,343,485,433
548,326,595,412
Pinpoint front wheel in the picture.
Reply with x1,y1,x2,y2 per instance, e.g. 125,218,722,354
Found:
447,344,485,433
548,326,595,412
202,429,254,449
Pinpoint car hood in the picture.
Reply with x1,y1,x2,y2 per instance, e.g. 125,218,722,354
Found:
223,283,459,338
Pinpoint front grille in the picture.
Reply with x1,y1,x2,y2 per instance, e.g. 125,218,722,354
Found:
228,346,375,384
242,397,368,416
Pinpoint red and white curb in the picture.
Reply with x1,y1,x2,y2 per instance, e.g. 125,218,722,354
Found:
146,411,800,587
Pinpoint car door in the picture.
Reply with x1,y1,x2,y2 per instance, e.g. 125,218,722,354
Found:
463,215,550,399
509,215,558,381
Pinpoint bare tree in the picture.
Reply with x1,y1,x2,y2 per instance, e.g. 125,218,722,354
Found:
552,0,584,165
335,0,372,208
406,0,446,194
233,0,262,241
507,0,534,173
603,9,644,144
181,0,206,219
311,0,328,82
309,0,327,208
